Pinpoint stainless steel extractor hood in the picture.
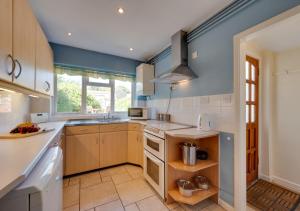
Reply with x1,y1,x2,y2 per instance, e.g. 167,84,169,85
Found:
152,30,197,84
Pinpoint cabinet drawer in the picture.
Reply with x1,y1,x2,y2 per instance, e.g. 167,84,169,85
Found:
100,123,128,133
66,125,99,135
128,123,143,131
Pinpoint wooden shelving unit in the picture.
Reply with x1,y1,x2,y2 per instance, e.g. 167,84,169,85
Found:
168,160,218,173
168,185,218,206
165,133,219,206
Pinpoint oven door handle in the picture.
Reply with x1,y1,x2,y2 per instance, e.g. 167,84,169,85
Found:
144,133,163,143
144,150,163,165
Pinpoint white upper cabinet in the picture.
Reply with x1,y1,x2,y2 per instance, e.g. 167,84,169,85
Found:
136,63,154,96
13,0,36,90
35,24,54,96
0,0,54,96
0,0,13,82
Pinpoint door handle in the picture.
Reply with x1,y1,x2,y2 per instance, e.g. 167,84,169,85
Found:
6,54,15,76
14,59,22,79
44,81,50,92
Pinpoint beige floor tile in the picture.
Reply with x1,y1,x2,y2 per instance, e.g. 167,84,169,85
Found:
124,203,139,211
64,178,70,187
64,204,79,211
136,195,168,211
116,179,155,206
69,176,80,186
101,175,112,182
165,202,180,210
171,207,185,211
81,172,102,188
112,173,133,185
100,166,127,177
95,200,124,211
179,199,214,211
206,204,225,211
63,184,79,208
80,181,119,211
125,165,143,179
247,205,259,211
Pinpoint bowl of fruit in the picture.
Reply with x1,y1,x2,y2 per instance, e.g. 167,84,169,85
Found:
10,122,40,134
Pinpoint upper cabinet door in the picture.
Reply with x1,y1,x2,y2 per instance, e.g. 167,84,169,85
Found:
13,0,36,89
0,0,13,82
35,24,54,96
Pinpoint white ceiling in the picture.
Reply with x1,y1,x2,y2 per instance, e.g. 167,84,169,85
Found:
29,0,232,61
248,13,300,52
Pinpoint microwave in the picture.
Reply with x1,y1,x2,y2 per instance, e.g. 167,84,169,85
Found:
128,107,150,120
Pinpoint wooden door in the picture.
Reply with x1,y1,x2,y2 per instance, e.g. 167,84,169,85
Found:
13,0,36,89
35,24,54,95
100,131,128,167
65,133,100,175
246,55,259,186
0,0,13,81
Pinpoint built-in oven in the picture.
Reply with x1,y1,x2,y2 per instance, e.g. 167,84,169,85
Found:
143,150,165,198
143,132,165,161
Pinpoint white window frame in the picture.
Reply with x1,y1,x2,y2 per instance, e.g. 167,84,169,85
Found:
53,72,134,116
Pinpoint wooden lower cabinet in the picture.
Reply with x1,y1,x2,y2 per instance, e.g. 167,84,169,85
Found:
128,131,144,166
65,133,100,175
100,131,128,168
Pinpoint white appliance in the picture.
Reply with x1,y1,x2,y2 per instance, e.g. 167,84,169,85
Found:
30,113,49,124
136,63,154,96
196,113,211,131
143,121,191,198
0,147,63,211
128,107,150,120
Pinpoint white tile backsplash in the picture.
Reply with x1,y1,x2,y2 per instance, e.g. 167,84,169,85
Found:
0,91,30,133
147,94,235,133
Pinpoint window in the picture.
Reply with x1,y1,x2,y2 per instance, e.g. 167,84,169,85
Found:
55,66,134,114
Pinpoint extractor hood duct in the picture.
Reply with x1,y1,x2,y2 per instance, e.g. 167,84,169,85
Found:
152,30,198,84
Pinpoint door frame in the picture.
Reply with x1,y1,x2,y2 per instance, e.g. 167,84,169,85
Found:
245,55,260,186
232,5,300,210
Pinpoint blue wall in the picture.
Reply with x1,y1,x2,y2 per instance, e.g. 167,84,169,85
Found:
152,0,300,99
50,43,142,76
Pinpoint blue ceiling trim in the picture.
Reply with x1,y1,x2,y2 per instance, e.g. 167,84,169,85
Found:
187,0,258,43
148,0,257,64
148,46,171,64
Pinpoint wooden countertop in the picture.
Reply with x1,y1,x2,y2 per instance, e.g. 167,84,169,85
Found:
166,128,219,139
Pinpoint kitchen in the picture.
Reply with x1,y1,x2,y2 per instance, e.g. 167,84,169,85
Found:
1,0,300,211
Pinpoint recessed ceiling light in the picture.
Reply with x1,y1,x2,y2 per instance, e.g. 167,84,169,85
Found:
67,32,72,36
118,7,124,14
129,48,134,51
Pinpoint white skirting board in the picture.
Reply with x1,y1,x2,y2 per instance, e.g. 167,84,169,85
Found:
272,176,300,194
259,174,300,194
218,198,234,211
258,174,272,182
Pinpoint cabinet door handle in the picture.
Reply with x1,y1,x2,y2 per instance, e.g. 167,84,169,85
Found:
14,59,22,79
44,81,50,92
6,54,15,76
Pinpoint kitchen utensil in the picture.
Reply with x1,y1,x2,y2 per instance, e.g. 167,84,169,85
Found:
157,113,171,121
176,179,197,197
182,142,197,165
193,176,209,190
196,150,208,160
196,113,211,131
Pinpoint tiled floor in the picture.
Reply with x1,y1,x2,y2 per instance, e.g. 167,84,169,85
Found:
63,164,226,211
